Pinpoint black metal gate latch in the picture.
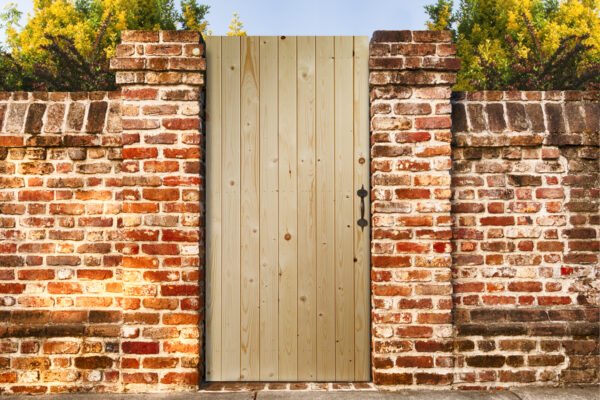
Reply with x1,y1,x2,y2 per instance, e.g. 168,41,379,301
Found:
357,185,368,231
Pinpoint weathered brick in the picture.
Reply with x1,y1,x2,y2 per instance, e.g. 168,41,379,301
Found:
371,30,413,43
24,103,46,133
466,355,505,368
85,101,108,133
121,31,160,43
486,103,506,132
43,103,66,133
452,102,468,132
66,102,86,132
506,102,528,131
545,103,566,133
74,356,114,369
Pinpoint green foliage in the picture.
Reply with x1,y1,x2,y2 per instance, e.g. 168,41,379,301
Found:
125,0,180,31
425,0,600,90
0,0,211,91
0,51,32,91
425,0,455,31
179,0,210,34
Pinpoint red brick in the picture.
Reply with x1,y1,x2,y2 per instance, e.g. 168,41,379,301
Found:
143,160,179,172
122,256,159,269
480,216,515,226
161,284,198,296
121,31,160,42
142,244,179,255
0,372,17,383
0,177,25,188
17,269,54,280
18,190,54,202
49,203,85,215
160,371,198,385
163,148,201,159
373,372,413,385
536,188,564,199
397,216,433,226
18,243,55,253
10,384,51,396
77,270,113,280
396,356,433,368
122,147,158,159
415,116,451,129
161,229,199,242
162,118,199,130
123,202,159,213
43,341,80,354
46,282,82,295
482,296,516,305
75,190,112,201
162,313,199,325
122,88,159,100
372,255,411,268
143,188,179,201
396,326,433,338
395,131,431,143
396,242,429,253
122,229,160,241
508,281,543,292
538,296,571,305
127,113,164,129
163,341,198,353
123,372,158,384
142,357,179,369
395,189,430,199
122,341,159,354
415,373,452,385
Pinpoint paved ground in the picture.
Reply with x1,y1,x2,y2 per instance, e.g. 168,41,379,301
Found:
4,386,598,400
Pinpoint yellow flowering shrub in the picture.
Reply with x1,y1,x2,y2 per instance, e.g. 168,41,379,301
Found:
426,0,600,90
7,0,94,62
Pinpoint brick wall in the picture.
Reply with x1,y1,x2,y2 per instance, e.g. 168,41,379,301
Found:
369,30,459,387
369,31,598,389
0,31,204,394
0,29,598,394
451,91,599,389
0,91,123,394
111,30,205,392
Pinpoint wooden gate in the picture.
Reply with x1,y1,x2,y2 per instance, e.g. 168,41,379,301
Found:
205,36,370,382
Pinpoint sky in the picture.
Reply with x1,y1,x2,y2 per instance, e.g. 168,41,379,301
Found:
0,0,432,43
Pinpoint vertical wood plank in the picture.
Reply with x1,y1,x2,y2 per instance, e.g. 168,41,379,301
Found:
315,36,336,381
259,36,279,381
353,36,371,381
277,35,298,380
334,36,355,381
221,36,242,380
205,36,222,381
240,36,260,381
296,36,317,381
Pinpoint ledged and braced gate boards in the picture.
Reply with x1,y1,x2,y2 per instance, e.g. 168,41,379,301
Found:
205,36,370,382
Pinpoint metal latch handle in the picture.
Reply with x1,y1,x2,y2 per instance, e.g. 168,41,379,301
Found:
357,185,368,231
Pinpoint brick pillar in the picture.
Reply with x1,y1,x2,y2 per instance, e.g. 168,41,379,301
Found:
110,31,205,390
369,31,459,387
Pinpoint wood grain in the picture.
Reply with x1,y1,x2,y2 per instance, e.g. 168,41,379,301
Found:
205,36,370,382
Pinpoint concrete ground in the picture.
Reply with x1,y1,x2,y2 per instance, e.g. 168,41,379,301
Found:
4,386,599,400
